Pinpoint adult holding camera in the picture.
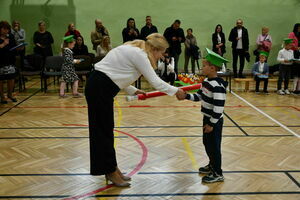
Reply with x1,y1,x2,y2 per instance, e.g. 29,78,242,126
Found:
91,19,109,52
164,20,185,75
122,18,140,43
184,28,197,74
157,50,176,85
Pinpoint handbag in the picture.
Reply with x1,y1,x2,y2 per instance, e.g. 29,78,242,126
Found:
0,65,17,75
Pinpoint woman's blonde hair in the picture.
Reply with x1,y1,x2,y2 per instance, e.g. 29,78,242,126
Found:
124,33,169,68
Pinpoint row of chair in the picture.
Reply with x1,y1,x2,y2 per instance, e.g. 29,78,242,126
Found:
16,54,103,92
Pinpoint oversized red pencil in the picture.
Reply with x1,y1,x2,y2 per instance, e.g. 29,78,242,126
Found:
126,83,202,101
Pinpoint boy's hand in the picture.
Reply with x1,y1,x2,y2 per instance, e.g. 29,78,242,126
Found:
203,124,213,133
176,88,186,100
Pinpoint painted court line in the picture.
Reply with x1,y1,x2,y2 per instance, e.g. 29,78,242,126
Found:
230,91,300,138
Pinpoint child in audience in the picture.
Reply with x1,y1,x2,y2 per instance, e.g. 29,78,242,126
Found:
59,35,82,98
252,51,269,94
157,51,176,85
277,38,294,95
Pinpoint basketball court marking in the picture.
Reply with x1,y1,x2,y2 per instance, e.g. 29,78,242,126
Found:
230,90,300,138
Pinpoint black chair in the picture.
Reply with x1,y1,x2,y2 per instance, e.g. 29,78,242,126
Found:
74,55,93,76
42,56,64,92
15,55,44,92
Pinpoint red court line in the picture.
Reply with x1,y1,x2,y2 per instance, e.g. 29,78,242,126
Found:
3,105,300,112
62,127,148,200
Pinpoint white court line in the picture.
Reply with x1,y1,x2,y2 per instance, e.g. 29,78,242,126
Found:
229,90,300,138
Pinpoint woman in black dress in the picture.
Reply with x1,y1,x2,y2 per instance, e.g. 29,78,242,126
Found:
33,21,54,58
0,21,18,104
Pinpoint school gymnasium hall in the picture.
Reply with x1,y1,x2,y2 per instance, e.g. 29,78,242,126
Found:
0,0,299,199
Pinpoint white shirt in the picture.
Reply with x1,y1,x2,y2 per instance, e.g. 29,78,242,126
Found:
236,28,243,49
94,45,178,95
217,33,221,44
157,57,175,76
277,48,294,65
258,62,264,73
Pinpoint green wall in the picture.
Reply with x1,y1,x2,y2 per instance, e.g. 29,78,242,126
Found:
1,0,299,70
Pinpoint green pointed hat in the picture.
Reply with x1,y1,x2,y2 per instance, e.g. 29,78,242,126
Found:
63,35,75,43
259,51,269,57
283,38,294,44
205,48,229,67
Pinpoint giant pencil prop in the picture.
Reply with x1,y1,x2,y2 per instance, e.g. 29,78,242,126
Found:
126,83,202,101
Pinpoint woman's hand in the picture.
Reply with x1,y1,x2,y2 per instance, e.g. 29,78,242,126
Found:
176,88,186,100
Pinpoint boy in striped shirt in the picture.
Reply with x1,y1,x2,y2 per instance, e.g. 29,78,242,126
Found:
177,48,228,183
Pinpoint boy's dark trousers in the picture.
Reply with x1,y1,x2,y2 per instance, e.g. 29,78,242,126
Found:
277,64,292,90
255,76,268,92
203,116,223,175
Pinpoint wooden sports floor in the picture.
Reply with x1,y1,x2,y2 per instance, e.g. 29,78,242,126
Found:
0,77,299,200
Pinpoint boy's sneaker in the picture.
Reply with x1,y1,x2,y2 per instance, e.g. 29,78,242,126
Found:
277,89,285,95
284,89,290,95
199,164,211,174
202,172,224,183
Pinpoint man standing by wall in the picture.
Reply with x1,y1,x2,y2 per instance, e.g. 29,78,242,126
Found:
164,20,185,75
91,19,109,52
229,19,249,78
140,16,158,41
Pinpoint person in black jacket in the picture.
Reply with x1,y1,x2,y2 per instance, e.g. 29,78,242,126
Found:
33,21,54,58
163,20,185,75
122,18,139,43
212,24,226,56
140,16,158,41
73,36,89,56
228,19,249,78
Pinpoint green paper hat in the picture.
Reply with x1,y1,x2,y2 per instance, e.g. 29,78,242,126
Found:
205,48,229,67
283,38,294,44
63,35,75,43
259,51,269,57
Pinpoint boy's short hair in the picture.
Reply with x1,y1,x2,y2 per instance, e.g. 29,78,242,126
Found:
202,59,221,71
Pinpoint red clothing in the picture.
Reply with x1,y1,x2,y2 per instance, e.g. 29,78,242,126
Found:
64,30,82,38
288,32,299,50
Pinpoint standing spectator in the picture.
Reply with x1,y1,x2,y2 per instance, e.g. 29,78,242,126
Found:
252,51,269,94
228,19,249,78
163,20,185,75
11,20,26,69
254,27,272,62
288,23,300,94
140,16,158,40
184,28,197,74
91,19,109,51
65,23,82,40
33,21,54,58
212,24,226,56
277,38,294,95
0,21,18,103
73,36,89,56
96,36,112,58
122,18,139,43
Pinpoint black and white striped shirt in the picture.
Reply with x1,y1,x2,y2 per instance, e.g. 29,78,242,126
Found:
185,77,227,126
